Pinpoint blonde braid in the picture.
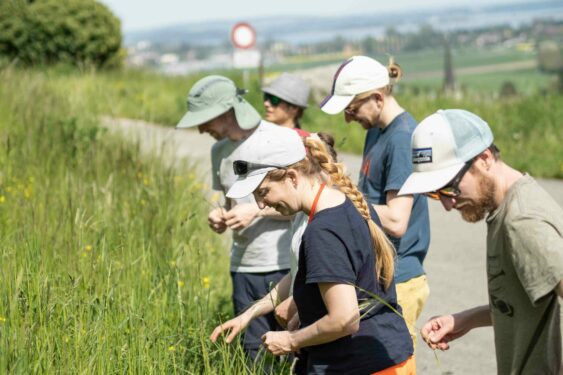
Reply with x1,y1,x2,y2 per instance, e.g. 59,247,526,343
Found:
304,137,396,290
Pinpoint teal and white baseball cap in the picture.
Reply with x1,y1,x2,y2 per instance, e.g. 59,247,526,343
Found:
399,109,494,196
176,75,261,130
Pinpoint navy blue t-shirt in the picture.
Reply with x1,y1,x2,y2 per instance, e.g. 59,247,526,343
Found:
292,198,413,374
358,112,430,283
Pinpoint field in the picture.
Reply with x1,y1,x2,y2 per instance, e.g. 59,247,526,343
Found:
0,68,289,373
30,47,563,178
0,49,561,372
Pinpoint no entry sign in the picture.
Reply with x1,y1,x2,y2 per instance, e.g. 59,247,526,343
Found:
230,22,256,50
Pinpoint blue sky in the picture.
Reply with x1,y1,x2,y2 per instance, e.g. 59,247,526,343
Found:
99,0,526,32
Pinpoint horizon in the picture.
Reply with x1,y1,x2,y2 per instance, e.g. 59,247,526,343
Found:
99,0,538,33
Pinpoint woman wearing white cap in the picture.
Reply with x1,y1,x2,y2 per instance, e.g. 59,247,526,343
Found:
262,72,311,137
210,124,414,374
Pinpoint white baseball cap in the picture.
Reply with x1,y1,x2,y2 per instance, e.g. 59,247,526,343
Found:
320,56,390,115
398,109,494,196
226,122,306,199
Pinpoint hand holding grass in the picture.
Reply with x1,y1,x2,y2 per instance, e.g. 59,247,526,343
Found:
208,207,227,233
209,311,253,344
224,203,260,230
261,331,296,356
421,306,491,351
274,297,298,329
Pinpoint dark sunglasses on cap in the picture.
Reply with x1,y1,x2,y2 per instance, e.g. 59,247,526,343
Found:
263,93,284,107
425,159,474,200
233,160,283,176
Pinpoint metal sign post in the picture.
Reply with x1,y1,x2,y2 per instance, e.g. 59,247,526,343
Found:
231,22,261,89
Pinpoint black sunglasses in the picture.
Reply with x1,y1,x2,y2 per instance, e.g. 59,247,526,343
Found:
263,93,284,107
233,160,282,176
425,159,474,200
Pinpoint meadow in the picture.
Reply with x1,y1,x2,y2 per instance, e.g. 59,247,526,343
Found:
0,67,287,373
35,53,563,179
0,51,561,373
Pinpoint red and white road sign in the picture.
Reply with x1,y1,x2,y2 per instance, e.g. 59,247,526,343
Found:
230,22,256,50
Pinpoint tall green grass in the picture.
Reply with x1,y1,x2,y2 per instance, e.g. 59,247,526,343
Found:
26,66,562,178
0,68,287,373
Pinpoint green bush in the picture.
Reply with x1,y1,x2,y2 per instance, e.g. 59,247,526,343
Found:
0,0,122,68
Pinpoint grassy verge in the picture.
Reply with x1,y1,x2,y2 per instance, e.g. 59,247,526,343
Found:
0,67,287,373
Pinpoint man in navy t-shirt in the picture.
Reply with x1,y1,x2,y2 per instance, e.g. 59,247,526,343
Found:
321,56,430,347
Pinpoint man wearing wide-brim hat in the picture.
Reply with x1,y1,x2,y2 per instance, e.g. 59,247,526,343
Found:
177,75,291,365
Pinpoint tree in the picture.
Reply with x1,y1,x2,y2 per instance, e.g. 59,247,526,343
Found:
0,0,123,68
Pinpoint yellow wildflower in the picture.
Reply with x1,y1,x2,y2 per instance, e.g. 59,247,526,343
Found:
0,195,5,204
0,316,6,322
168,346,176,352
210,192,221,203
143,178,150,186
177,280,185,288
202,277,210,289
85,245,93,252
23,186,32,199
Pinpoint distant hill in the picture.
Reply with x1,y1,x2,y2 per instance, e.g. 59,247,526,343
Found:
124,0,563,47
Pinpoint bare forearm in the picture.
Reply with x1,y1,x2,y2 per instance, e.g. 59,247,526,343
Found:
289,312,359,350
372,193,413,237
454,305,492,330
257,207,294,221
247,275,292,319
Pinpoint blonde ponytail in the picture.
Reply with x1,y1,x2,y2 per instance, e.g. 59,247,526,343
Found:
304,138,396,290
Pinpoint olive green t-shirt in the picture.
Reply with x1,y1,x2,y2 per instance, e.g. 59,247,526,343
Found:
486,175,563,374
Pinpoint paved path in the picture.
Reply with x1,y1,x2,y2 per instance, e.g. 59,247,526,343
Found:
103,117,563,375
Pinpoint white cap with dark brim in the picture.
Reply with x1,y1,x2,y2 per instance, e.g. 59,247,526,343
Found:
320,56,390,115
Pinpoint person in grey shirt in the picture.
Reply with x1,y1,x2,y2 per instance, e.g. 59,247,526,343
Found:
176,75,291,366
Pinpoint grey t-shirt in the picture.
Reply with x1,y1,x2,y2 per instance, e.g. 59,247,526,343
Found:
486,175,563,374
211,121,291,273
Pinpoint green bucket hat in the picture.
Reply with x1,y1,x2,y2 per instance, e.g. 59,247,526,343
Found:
176,75,261,130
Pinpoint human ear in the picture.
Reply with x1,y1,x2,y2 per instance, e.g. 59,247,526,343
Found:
286,169,299,188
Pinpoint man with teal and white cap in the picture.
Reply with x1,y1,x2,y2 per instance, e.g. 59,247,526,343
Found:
399,109,563,374
177,75,292,366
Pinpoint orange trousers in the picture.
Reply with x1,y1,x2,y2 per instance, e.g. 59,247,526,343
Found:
371,355,416,375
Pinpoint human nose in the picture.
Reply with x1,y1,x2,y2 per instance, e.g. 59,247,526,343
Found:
254,194,266,209
439,195,456,211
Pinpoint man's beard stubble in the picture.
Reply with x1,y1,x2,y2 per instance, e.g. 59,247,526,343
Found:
459,173,497,223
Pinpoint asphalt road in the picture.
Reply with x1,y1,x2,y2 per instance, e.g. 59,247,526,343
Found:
103,117,563,374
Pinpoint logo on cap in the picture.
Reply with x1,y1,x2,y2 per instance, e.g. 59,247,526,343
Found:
412,148,433,164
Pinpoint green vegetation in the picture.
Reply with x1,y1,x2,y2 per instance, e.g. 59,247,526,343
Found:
0,0,122,68
31,64,559,178
0,67,289,373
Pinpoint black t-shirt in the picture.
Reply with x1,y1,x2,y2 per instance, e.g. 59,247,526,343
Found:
293,198,413,374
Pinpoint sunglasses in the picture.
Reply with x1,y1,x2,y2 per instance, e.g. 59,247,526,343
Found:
263,93,284,107
233,160,282,176
425,160,474,200
344,96,371,116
